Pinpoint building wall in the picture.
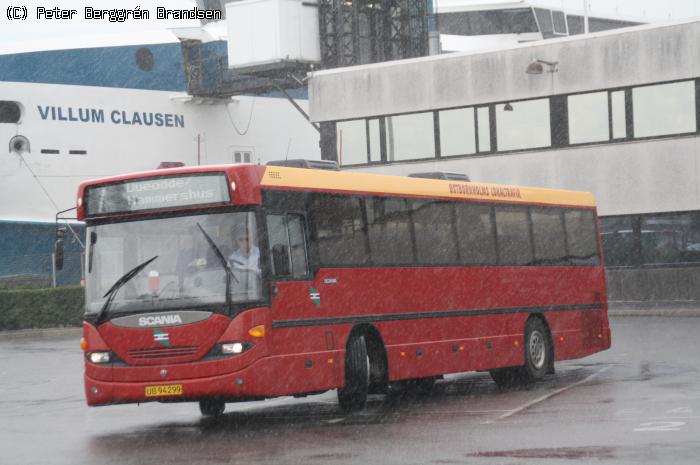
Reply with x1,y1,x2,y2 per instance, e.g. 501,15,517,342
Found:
310,20,699,122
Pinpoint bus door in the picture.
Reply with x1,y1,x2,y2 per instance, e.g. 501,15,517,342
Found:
266,212,341,391
265,212,314,334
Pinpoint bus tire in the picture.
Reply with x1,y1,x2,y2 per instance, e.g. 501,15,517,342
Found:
521,317,552,383
199,399,225,417
338,335,369,412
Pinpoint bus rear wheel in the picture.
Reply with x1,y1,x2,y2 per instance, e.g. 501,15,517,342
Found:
490,317,552,387
199,399,225,417
521,317,552,383
338,335,369,412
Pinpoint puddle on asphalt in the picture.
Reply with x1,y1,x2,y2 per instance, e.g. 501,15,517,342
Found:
303,452,357,460
466,446,616,460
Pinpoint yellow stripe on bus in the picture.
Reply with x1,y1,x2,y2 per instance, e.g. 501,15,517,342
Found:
260,167,596,208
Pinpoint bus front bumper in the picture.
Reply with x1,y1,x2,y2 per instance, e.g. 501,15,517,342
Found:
84,352,342,407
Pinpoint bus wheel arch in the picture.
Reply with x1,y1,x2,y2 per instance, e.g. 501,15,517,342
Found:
337,324,388,411
489,314,554,388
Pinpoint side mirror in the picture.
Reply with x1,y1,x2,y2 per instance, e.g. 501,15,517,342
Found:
54,238,65,271
271,244,291,276
88,230,97,273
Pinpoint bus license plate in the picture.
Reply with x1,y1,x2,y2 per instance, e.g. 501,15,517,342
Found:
145,384,183,397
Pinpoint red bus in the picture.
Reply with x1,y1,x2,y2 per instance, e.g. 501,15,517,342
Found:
75,163,611,416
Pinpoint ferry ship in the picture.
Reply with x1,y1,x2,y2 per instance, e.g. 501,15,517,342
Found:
0,15,319,286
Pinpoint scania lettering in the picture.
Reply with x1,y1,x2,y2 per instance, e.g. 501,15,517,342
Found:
138,315,183,327
76,164,611,417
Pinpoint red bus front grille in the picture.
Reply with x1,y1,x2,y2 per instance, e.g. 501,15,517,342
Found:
128,346,198,359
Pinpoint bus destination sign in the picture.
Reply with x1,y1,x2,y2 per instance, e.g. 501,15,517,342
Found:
85,173,231,216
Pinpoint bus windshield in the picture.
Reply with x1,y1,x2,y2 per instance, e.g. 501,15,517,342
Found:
84,211,262,316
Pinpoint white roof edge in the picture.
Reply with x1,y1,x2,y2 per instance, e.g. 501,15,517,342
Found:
436,0,647,22
310,18,700,78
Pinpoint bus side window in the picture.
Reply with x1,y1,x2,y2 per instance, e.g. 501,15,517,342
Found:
266,213,309,279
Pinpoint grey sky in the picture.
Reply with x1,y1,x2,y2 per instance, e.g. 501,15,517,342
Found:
0,0,201,42
0,0,698,45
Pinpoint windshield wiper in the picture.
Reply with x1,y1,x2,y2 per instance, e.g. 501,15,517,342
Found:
196,223,239,283
95,255,158,324
196,223,237,312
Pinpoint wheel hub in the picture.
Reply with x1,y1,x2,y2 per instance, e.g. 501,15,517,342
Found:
529,329,546,369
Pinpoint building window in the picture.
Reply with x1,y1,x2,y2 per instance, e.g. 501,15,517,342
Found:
439,107,476,157
234,151,252,163
640,213,700,265
568,92,609,144
337,119,367,166
496,99,551,151
600,216,638,267
551,10,568,35
368,118,382,162
601,212,700,267
330,78,700,167
477,107,491,152
611,90,627,139
633,80,696,138
439,9,539,36
387,112,435,161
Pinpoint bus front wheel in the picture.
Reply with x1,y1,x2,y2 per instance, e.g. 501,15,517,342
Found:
199,399,225,417
338,335,369,412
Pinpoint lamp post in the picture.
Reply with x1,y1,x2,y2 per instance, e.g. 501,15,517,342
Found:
525,59,559,74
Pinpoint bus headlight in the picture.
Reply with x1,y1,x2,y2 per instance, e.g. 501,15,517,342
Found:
88,352,111,364
221,342,252,355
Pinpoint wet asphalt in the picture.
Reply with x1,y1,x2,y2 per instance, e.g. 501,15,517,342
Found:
1,316,699,465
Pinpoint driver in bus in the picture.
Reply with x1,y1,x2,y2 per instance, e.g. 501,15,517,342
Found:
228,227,260,273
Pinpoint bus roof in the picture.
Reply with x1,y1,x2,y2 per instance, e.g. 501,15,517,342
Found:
261,166,597,208
77,164,596,220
